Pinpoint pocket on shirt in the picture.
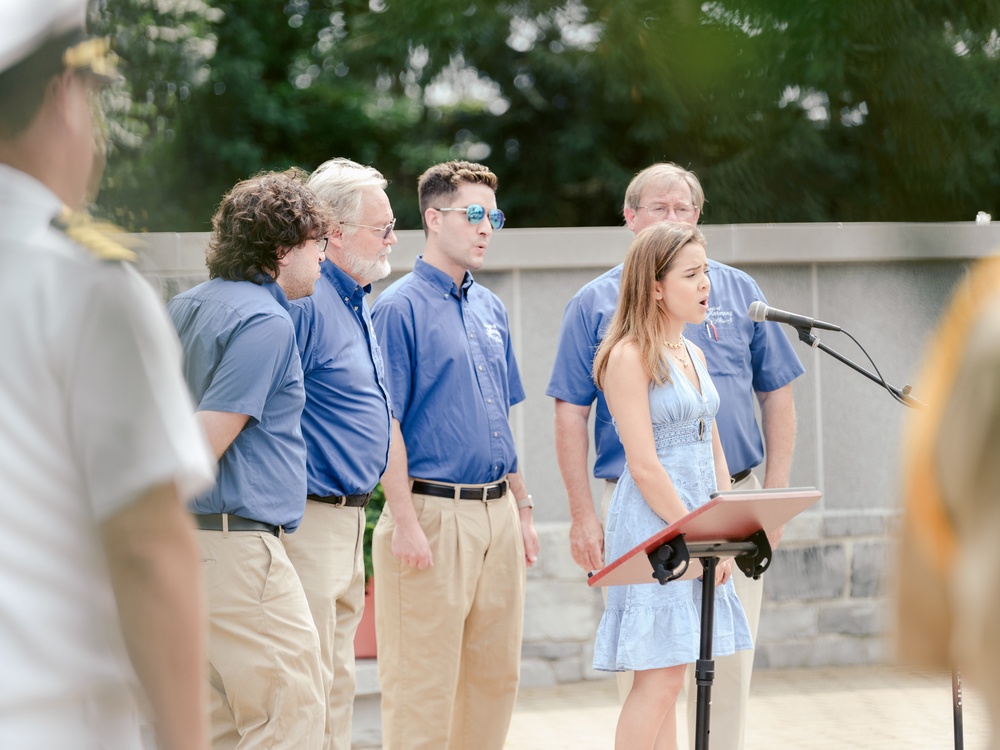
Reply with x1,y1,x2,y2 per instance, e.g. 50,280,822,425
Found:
691,325,746,377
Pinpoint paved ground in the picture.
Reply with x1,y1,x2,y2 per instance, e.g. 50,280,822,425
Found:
504,666,992,749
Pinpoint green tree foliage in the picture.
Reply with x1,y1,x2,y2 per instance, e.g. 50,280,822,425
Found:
91,0,221,229
93,0,1000,231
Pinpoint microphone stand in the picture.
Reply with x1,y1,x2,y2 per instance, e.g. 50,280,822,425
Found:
792,324,961,748
793,326,923,409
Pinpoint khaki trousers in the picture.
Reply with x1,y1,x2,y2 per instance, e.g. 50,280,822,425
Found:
198,529,325,750
282,500,367,750
600,472,762,750
373,487,526,750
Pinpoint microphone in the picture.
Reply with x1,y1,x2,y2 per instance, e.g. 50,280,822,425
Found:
747,301,842,332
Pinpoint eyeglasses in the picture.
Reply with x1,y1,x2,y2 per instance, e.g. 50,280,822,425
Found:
316,236,329,254
432,204,506,230
341,217,397,241
636,203,699,222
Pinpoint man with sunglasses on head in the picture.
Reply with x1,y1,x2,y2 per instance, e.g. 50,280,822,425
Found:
547,162,803,750
0,3,216,748
282,158,395,750
168,169,333,750
371,160,540,750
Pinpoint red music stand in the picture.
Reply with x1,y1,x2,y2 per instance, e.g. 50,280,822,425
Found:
588,487,822,750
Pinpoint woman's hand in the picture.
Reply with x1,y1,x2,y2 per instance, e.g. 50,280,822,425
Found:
715,558,734,586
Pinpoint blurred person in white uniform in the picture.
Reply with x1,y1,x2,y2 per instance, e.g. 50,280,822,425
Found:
898,255,1000,749
0,2,215,749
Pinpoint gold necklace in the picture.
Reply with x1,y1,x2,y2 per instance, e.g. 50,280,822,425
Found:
665,337,689,368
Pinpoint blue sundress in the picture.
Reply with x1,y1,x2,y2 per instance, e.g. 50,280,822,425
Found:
593,340,753,671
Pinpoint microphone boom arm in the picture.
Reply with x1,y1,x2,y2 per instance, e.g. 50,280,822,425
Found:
796,327,924,409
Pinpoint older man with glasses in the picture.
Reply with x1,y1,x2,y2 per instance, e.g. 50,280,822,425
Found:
547,162,804,750
371,160,539,750
282,158,396,750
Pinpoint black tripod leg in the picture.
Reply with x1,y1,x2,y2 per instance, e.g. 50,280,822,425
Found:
953,669,964,750
695,556,717,750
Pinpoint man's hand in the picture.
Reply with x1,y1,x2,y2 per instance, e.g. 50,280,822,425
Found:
382,419,433,569
570,510,605,572
390,517,434,570
520,508,540,567
554,399,606,572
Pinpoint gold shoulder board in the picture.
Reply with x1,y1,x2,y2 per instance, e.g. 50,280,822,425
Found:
52,207,137,263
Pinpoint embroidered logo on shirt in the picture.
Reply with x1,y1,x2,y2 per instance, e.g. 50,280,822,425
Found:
705,306,733,327
483,323,504,347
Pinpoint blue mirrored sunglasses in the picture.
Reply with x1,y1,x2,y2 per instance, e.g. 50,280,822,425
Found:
433,204,505,230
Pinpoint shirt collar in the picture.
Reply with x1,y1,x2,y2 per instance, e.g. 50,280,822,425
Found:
414,256,475,299
0,164,65,229
260,276,292,311
322,258,371,301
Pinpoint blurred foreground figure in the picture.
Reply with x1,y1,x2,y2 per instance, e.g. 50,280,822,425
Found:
898,255,1000,747
0,2,215,748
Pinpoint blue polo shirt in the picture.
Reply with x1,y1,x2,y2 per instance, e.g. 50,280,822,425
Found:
372,256,525,484
289,260,392,496
546,259,804,479
168,277,308,531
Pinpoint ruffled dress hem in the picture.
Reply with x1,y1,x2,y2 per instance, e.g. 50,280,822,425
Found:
592,578,753,672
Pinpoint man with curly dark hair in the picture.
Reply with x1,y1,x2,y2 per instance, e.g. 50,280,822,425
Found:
168,168,333,750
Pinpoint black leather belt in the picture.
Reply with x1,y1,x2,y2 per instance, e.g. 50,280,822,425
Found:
411,480,508,501
307,492,372,508
730,468,753,485
193,513,280,537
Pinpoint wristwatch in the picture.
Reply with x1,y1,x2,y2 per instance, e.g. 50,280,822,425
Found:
516,494,534,510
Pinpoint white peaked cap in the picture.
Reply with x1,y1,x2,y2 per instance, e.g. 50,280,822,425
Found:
0,0,86,75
